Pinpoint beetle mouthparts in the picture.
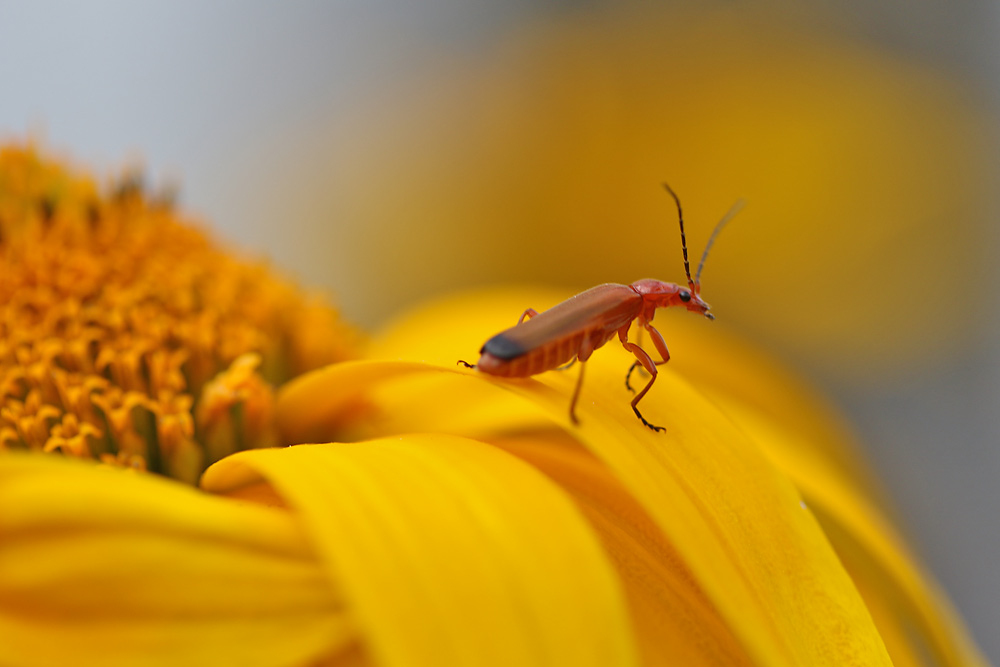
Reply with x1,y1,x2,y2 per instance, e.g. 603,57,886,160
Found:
705,312,715,321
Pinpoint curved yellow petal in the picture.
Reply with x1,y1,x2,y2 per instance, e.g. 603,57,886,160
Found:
278,296,891,666
363,286,986,665
0,454,345,667
201,435,638,667
484,428,750,666
625,296,988,666
704,395,987,667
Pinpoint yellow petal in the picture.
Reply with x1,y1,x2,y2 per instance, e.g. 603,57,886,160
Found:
367,286,988,665
201,435,638,667
0,453,346,667
700,392,987,666
278,290,892,665
485,428,749,665
643,305,988,666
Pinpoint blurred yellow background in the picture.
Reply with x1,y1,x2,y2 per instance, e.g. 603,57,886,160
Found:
282,6,995,381
1,1,997,661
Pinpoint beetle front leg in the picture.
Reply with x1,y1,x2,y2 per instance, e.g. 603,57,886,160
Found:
622,344,664,432
617,332,665,432
624,363,641,393
625,324,670,394
620,323,641,392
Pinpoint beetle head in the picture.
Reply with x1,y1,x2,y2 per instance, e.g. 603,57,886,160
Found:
632,279,714,320
658,183,741,323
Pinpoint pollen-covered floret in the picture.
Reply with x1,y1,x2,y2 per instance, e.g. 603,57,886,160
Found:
0,144,359,482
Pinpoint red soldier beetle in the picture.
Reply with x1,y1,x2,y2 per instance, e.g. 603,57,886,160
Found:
459,184,742,431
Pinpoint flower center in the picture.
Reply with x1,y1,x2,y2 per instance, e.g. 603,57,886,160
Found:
0,144,358,483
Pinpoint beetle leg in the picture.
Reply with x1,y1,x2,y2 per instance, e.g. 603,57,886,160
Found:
619,323,639,392
626,327,647,389
555,357,577,371
457,360,476,369
624,362,641,393
618,335,665,432
644,323,671,364
568,361,586,424
564,335,599,424
625,324,670,392
517,308,539,325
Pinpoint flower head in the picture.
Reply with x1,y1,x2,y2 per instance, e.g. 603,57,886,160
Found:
0,144,358,483
0,145,986,666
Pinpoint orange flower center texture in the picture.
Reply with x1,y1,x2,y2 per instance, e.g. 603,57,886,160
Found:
0,146,358,483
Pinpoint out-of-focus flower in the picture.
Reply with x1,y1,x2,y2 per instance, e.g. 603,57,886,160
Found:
304,5,995,381
0,146,985,665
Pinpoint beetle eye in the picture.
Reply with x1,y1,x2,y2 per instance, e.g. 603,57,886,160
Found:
679,290,691,302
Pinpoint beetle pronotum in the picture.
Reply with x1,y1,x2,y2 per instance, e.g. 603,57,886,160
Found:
459,184,741,431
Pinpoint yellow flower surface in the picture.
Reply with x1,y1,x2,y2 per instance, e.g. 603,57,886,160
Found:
0,146,987,665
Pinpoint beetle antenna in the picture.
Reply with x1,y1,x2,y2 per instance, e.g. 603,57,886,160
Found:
694,198,744,291
661,183,695,292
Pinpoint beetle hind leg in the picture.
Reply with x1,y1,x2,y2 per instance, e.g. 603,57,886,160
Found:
457,360,476,369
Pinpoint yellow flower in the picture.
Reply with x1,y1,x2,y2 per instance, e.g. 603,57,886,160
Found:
0,146,986,665
319,5,994,382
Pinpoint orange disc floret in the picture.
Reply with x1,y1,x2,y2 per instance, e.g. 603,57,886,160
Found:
0,143,359,482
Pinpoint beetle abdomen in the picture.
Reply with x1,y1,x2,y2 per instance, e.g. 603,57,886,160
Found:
478,329,595,378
